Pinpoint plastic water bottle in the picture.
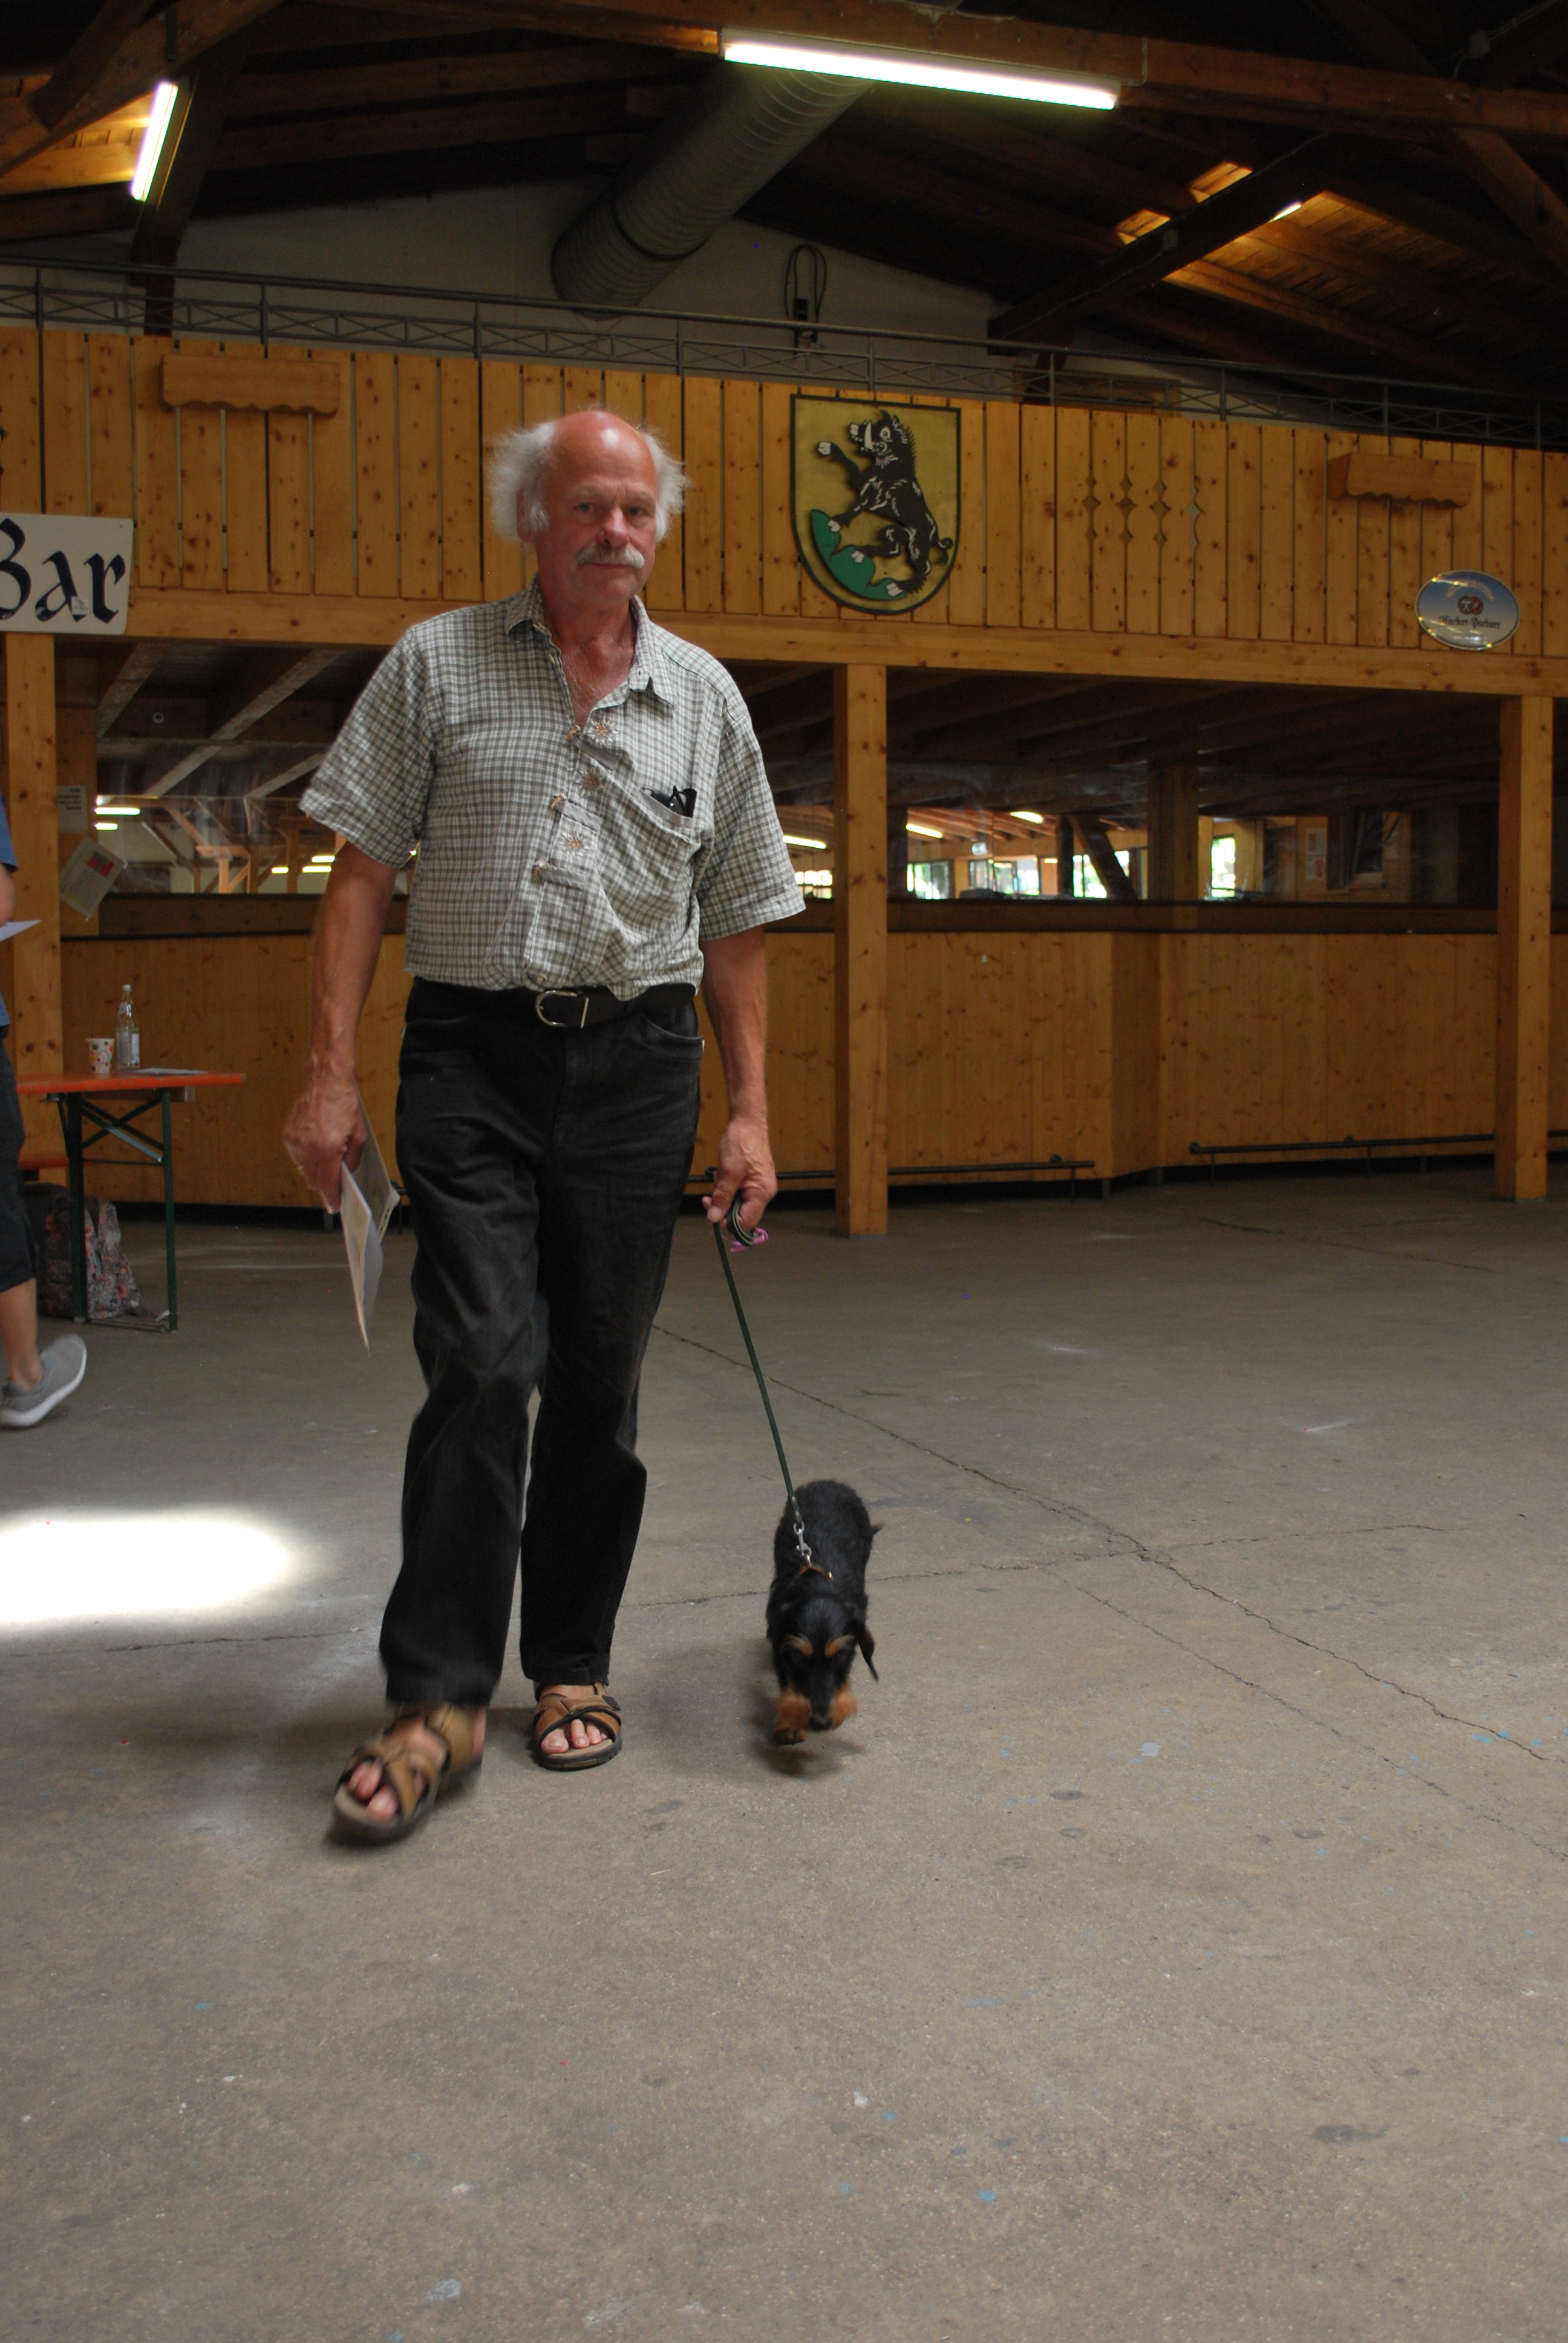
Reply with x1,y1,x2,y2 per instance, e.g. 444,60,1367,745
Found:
114,982,140,1072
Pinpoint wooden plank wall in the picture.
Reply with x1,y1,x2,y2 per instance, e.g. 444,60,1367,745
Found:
58,930,1543,1210
11,326,1566,652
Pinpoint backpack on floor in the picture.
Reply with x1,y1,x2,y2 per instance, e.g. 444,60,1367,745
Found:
23,1184,142,1322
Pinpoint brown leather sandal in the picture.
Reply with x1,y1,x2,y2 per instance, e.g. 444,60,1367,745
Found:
530,1683,622,1772
331,1703,484,1843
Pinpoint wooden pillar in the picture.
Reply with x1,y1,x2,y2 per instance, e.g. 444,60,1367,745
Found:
1495,695,1553,1201
833,664,887,1237
1146,765,1202,902
2,636,62,1120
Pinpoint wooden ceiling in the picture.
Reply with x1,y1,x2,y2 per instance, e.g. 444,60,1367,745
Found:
3,0,1568,402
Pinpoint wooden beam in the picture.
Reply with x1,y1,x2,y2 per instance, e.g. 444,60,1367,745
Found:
1166,257,1532,391
790,133,1119,263
1302,0,1568,281
833,662,887,1237
1495,696,1552,1202
233,39,667,112
1146,767,1202,902
1446,128,1568,282
437,0,1568,137
123,585,1568,697
30,0,160,132
0,102,146,194
1244,214,1568,362
97,640,166,737
0,186,138,243
991,134,1380,342
1072,810,1138,902
0,0,286,180
220,84,630,168
318,0,717,49
143,646,341,795
2,636,62,1118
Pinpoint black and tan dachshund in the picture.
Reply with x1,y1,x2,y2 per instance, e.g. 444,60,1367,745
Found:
766,1479,879,1744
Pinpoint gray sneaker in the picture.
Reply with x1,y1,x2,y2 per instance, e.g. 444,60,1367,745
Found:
1,1335,88,1429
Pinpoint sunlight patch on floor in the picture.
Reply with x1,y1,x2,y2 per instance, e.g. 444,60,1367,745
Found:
0,1511,294,1625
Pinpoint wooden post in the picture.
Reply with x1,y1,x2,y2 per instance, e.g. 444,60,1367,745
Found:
2,637,62,1129
1146,765,1202,900
1495,695,1553,1201
833,663,887,1237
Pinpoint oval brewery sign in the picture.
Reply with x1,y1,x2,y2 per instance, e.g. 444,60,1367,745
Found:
1415,569,1520,651
792,397,959,612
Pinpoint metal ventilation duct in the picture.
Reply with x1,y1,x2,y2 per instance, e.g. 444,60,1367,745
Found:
551,64,859,309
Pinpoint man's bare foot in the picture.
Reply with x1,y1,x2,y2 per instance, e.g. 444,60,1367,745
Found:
536,1684,609,1759
345,1709,486,1824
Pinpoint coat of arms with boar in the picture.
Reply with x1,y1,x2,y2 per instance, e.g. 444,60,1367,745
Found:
791,398,960,612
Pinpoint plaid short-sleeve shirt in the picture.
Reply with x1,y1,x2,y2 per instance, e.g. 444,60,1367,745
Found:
302,582,802,997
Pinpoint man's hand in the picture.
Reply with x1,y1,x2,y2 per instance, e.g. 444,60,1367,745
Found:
705,1109,776,1233
283,1072,366,1210
699,928,775,1235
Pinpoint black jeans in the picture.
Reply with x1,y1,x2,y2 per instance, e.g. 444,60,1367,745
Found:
382,978,704,1708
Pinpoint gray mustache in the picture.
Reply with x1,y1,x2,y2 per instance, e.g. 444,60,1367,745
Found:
575,545,645,570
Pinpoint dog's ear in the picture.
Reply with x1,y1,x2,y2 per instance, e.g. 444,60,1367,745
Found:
857,1624,878,1680
869,1522,883,1541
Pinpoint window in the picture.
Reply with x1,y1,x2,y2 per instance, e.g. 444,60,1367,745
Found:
908,858,953,900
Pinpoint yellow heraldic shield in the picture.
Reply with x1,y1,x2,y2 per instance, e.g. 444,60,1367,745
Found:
791,398,960,612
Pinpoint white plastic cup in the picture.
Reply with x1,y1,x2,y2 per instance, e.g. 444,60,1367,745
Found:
87,1037,114,1075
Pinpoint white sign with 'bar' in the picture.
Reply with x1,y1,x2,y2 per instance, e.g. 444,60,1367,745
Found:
0,512,135,635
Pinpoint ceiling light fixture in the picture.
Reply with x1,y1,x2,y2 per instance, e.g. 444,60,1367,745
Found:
1008,810,1045,824
722,31,1119,108
782,832,829,850
906,821,944,838
1272,200,1304,220
130,80,181,203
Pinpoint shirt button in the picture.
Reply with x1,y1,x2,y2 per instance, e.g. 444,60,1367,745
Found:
532,860,547,878
566,839,583,853
583,773,599,790
549,793,566,811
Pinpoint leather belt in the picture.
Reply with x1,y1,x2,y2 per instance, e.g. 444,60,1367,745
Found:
528,981,694,1030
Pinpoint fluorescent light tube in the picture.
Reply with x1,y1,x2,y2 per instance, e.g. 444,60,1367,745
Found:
782,833,829,849
906,821,944,837
722,32,1118,108
130,81,181,203
1008,810,1045,824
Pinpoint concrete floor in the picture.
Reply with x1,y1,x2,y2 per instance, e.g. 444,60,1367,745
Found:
4,1168,1568,2342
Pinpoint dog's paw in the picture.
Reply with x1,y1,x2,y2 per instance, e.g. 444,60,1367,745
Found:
773,1689,810,1743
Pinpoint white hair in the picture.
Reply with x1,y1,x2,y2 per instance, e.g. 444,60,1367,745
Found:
486,410,687,543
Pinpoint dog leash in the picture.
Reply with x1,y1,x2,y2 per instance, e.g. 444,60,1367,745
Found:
710,1188,823,1579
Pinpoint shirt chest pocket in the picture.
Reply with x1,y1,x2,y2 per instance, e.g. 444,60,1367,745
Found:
596,782,705,909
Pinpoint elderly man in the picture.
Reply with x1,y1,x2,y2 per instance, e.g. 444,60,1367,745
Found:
284,408,801,1842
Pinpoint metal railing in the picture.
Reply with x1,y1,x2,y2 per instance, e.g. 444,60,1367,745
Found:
1189,1130,1568,1179
686,1153,1103,1196
2,251,1564,450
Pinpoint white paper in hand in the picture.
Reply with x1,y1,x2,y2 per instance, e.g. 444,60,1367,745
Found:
338,1162,383,1348
336,1099,396,1345
353,1099,397,1240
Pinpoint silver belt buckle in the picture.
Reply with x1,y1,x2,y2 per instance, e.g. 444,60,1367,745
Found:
535,988,590,1029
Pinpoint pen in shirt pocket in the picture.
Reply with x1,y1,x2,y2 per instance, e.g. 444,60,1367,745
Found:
647,785,697,817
